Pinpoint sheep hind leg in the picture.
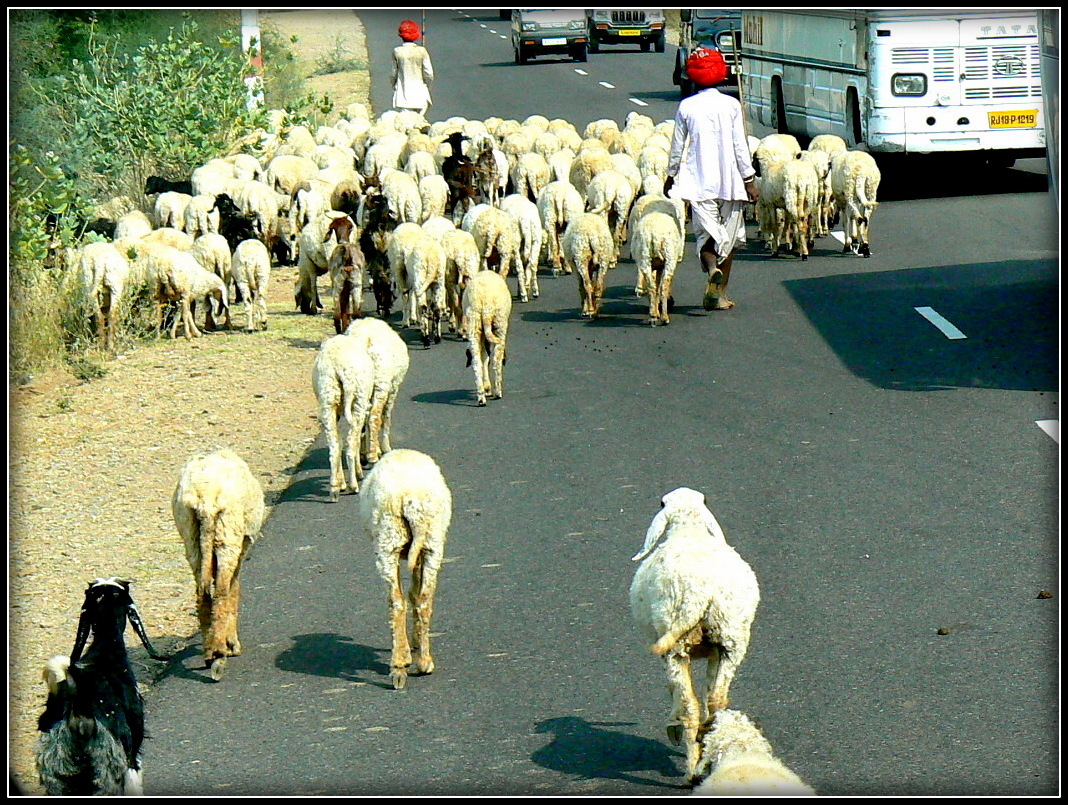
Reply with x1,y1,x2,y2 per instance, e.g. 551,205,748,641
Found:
664,650,704,783
703,642,741,719
409,549,442,676
385,559,413,689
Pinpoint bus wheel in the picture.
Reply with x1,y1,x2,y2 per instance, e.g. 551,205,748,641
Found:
772,78,787,134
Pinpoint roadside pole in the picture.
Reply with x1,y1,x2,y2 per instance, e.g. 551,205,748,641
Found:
241,9,265,110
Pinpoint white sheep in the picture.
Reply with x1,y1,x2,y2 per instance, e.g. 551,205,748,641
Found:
630,487,760,784
266,153,320,197
381,168,423,225
691,709,816,796
499,193,543,303
153,191,193,230
536,179,585,276
230,178,283,245
462,269,512,406
585,168,637,249
830,150,881,257
799,149,833,238
142,226,195,251
357,448,452,690
191,159,237,198
561,211,617,319
171,448,264,681
74,240,132,353
343,317,409,465
631,210,684,326
569,147,614,198
407,236,448,347
145,244,229,339
510,151,552,204
112,210,154,241
780,158,821,260
386,221,432,327
440,227,482,334
419,174,450,222
230,238,272,332
807,133,849,159
183,194,221,240
470,205,522,280
313,333,375,501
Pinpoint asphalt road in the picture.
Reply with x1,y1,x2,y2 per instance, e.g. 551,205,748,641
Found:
142,9,1060,796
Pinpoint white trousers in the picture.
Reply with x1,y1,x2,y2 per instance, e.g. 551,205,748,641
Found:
689,199,747,266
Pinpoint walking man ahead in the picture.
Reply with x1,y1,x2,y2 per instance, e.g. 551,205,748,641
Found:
664,48,759,311
392,19,434,116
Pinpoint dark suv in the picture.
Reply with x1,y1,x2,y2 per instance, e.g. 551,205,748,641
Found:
511,9,589,63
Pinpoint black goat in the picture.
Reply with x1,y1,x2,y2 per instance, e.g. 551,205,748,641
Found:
212,193,258,252
35,578,168,796
441,131,478,218
358,180,396,319
144,175,193,196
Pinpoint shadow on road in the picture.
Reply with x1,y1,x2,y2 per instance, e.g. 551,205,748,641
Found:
784,259,1059,392
275,632,393,688
531,715,688,790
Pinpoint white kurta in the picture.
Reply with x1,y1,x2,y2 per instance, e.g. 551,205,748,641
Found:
391,42,434,113
666,87,755,203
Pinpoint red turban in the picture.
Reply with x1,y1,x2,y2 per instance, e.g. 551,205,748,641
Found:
398,20,421,42
686,47,729,88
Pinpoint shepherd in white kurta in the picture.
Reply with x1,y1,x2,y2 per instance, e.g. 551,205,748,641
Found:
391,39,434,116
664,48,758,311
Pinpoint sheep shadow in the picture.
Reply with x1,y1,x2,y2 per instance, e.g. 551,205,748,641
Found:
531,715,687,790
274,632,394,689
140,641,219,685
411,388,479,407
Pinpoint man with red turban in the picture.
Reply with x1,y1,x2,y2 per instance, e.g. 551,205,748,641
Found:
392,20,434,116
664,48,758,311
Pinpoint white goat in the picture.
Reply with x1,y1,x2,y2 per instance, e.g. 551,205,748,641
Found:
630,487,760,784
171,449,265,681
357,448,452,691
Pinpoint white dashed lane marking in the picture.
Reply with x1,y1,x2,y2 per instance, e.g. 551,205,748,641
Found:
599,81,616,88
914,306,967,340
629,98,649,106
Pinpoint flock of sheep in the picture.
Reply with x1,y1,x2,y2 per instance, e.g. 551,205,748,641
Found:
33,98,890,795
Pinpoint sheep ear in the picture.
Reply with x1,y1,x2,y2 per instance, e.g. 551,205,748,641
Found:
632,508,669,561
701,507,727,542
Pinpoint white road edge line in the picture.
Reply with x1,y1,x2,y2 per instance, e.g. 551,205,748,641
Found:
629,98,649,106
599,81,615,88
915,306,967,340
1036,420,1059,443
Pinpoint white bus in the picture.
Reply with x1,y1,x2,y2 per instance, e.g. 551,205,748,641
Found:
739,9,1046,165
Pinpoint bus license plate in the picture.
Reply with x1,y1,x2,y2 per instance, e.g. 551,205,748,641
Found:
620,29,641,35
989,110,1038,128
543,37,566,46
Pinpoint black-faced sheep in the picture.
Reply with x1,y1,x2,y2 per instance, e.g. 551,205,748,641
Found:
630,487,760,784
357,448,452,690
171,449,265,681
35,579,169,796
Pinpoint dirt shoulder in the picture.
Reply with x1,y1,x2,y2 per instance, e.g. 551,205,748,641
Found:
8,10,371,794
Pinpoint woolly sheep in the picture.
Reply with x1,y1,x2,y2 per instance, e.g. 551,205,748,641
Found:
537,179,585,276
439,227,482,334
357,448,452,690
830,150,881,257
462,270,512,406
499,193,543,303
381,169,423,225
343,317,409,465
266,154,320,197
230,178,283,245
807,133,848,158
231,238,272,332
407,236,448,347
75,240,131,353
191,159,237,198
294,211,355,315
471,205,522,280
386,221,432,327
183,194,221,240
510,151,552,204
799,149,834,239
112,210,154,241
561,211,617,319
780,158,821,260
142,226,195,251
419,174,450,222
171,449,264,681
691,710,816,796
153,191,193,230
630,487,760,784
631,210,684,326
569,148,615,198
585,168,636,249
145,244,229,339
313,333,375,501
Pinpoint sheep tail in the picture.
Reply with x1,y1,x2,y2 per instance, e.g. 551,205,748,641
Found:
196,504,217,598
651,625,692,656
482,312,500,346
402,497,430,571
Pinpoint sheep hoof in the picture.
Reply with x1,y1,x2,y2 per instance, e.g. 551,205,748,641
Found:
329,489,340,503
860,244,871,257
477,398,487,407
209,657,227,682
391,670,408,690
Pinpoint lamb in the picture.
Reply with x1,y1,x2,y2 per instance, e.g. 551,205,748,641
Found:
265,153,320,197
830,150,881,257
631,210,684,326
357,448,452,690
145,244,230,339
462,269,512,406
499,193,544,302
536,179,585,275
171,449,265,681
629,487,760,784
343,317,409,465
561,211,617,319
35,579,168,796
313,333,375,501
691,709,816,796
184,193,222,240
230,238,272,332
74,240,132,353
